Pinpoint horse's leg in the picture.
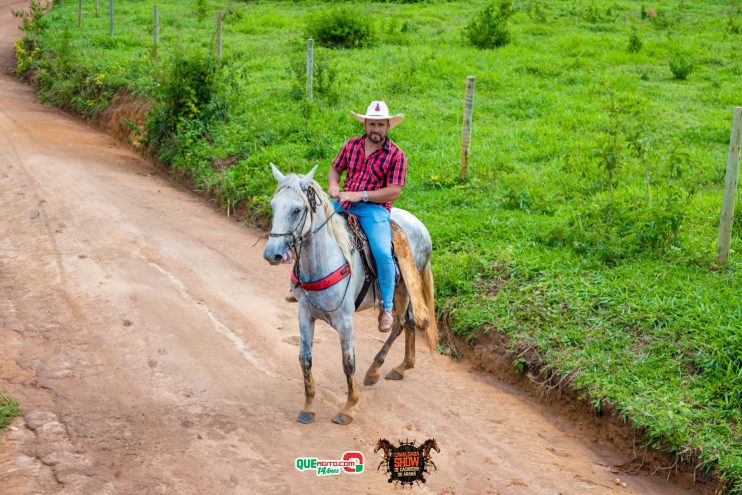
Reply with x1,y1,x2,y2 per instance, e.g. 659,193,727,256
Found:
363,319,404,386
332,317,359,425
297,305,316,424
386,299,416,381
385,322,415,380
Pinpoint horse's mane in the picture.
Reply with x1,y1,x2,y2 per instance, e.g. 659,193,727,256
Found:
279,175,353,266
309,180,353,266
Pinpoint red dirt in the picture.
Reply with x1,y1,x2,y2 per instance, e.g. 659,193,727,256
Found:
96,88,151,148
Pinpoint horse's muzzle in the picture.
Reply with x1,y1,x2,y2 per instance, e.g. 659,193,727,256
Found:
263,245,293,265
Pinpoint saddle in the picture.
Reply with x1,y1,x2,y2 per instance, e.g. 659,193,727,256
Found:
341,212,400,308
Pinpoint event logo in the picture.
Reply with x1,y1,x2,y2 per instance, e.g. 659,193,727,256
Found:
374,438,440,486
295,451,364,477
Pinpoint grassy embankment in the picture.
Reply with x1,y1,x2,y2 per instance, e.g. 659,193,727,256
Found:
14,0,741,490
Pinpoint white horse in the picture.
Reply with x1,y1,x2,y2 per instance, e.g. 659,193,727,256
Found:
263,164,437,425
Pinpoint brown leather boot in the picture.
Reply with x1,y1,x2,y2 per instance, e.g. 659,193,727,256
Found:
378,310,393,332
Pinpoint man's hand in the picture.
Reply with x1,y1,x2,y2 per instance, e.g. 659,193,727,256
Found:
328,182,341,199
338,191,364,203
328,167,342,198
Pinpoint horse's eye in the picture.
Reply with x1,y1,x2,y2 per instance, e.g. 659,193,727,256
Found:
292,207,302,215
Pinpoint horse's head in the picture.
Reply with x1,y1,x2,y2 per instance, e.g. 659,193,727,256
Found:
374,438,391,454
423,438,440,454
263,163,318,265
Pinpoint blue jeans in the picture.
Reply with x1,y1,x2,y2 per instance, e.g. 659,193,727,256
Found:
334,201,394,311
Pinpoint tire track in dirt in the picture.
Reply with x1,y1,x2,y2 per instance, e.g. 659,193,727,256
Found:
0,112,88,326
146,259,284,379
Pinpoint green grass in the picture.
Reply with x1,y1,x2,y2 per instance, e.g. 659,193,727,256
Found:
0,393,22,432
15,0,742,490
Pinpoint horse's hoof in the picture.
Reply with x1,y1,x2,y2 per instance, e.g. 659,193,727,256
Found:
331,413,353,425
297,411,315,424
364,373,380,386
385,369,404,380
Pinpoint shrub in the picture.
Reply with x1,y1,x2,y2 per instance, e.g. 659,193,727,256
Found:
383,17,415,46
305,6,376,49
290,56,338,103
0,394,22,432
582,3,601,23
543,141,699,263
627,28,642,53
545,186,696,263
146,52,223,160
529,4,547,23
668,50,693,80
194,0,208,21
11,0,47,35
649,10,673,30
464,0,514,49
727,16,740,35
162,53,221,122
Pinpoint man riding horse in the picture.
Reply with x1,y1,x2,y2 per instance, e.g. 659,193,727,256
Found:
329,100,406,333
263,101,436,425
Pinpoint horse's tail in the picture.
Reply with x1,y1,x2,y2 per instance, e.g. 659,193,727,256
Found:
393,229,429,328
421,260,438,353
392,224,438,353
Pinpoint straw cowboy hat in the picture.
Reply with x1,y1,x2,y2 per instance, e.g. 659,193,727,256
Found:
351,101,404,129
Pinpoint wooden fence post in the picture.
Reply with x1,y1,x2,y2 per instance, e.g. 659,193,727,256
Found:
306,38,314,102
77,0,82,27
460,76,475,178
716,106,742,265
94,0,99,17
108,0,114,37
153,5,159,56
216,11,223,60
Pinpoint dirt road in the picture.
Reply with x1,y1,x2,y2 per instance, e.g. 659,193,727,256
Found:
0,3,704,494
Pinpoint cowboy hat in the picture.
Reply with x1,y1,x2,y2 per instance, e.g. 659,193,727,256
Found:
351,101,404,128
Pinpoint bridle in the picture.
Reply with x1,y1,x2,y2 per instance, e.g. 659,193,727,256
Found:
268,184,349,312
268,200,310,254
268,184,340,256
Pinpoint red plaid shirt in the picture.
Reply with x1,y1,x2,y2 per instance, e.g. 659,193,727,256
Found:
332,136,407,211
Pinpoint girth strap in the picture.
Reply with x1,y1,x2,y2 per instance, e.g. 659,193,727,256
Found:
354,276,373,310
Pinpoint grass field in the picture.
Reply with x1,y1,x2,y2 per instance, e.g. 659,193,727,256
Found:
15,0,742,490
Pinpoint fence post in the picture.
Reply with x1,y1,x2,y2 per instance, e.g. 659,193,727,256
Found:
716,106,742,265
109,0,114,37
153,5,159,56
77,0,82,27
94,0,99,17
216,11,223,60
460,76,475,178
306,38,314,102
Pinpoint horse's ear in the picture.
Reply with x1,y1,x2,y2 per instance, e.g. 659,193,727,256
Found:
270,162,286,183
299,165,318,190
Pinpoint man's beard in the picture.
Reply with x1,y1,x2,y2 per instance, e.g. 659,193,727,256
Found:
368,132,384,143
